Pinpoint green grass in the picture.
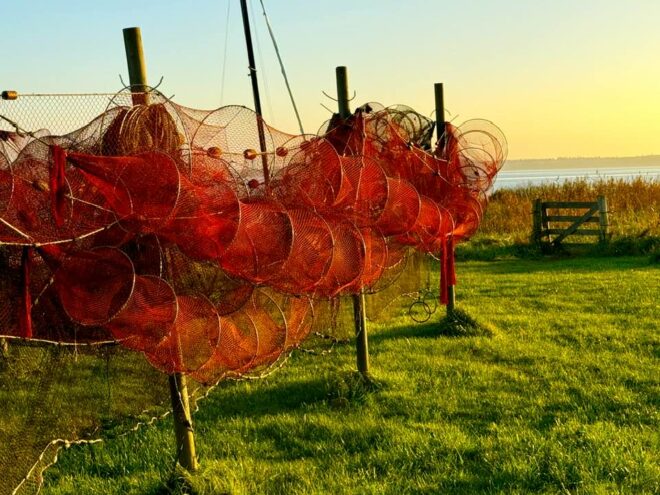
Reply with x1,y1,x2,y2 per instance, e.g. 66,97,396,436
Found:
41,256,660,494
0,345,175,495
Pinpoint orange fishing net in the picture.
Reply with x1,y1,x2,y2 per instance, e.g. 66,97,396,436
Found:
0,90,505,492
0,91,505,377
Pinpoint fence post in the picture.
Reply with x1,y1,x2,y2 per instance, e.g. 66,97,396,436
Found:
597,196,609,243
168,371,198,471
434,83,455,312
122,26,198,472
122,28,148,105
532,198,542,245
335,66,370,377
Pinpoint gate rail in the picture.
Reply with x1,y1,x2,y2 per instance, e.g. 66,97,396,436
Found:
532,196,609,246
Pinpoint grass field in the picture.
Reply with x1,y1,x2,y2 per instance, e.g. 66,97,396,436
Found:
41,255,660,494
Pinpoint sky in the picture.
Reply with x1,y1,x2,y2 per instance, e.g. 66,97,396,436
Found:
2,0,659,160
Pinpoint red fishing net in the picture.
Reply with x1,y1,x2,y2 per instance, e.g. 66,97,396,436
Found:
0,90,509,492
0,90,506,381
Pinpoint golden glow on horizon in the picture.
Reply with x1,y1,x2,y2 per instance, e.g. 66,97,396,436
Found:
3,0,660,160
482,71,660,160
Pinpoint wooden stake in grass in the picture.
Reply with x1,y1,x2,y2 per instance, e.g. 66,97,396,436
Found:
335,66,370,377
122,26,198,472
168,371,198,472
122,27,149,105
434,83,455,313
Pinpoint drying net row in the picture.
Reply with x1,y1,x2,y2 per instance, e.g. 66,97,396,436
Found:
0,90,506,382
0,89,505,493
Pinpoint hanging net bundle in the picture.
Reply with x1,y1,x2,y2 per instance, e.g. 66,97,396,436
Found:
0,90,505,492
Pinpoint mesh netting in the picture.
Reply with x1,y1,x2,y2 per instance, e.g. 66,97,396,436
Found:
0,89,506,492
0,87,508,375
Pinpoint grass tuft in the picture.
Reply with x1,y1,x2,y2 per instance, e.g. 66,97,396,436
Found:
148,467,197,495
325,369,384,408
438,308,495,338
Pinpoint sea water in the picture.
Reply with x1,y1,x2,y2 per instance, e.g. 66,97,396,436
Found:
493,165,660,190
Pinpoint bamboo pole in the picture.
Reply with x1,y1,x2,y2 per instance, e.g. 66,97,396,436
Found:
336,67,351,121
335,66,370,377
168,371,198,471
122,26,198,472
434,83,455,313
122,28,148,105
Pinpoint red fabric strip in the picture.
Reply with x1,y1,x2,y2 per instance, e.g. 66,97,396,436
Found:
50,145,67,227
447,235,456,286
20,246,33,339
440,236,448,305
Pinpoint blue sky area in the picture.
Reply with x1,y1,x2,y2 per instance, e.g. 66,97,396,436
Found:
2,0,659,159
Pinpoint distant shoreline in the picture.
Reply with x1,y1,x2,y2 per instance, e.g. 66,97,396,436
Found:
503,155,660,171
494,159,660,190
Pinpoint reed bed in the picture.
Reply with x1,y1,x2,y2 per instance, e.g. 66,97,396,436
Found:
481,177,660,241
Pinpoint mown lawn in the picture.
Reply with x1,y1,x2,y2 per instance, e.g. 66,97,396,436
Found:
43,256,660,494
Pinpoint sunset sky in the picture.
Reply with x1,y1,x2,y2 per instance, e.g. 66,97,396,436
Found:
3,0,659,159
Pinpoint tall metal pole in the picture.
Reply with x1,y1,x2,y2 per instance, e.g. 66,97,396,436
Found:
335,66,370,377
122,27,198,472
434,83,455,313
240,0,270,186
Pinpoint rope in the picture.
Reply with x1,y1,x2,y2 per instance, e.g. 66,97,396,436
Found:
250,0,275,127
220,0,231,105
258,0,305,135
3,92,121,98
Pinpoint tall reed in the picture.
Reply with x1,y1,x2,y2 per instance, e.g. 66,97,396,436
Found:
480,178,660,240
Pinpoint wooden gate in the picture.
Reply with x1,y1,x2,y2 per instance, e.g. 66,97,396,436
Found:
532,196,610,247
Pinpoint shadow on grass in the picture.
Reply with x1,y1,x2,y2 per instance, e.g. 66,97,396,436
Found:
195,377,331,422
368,321,440,344
370,309,494,344
466,254,653,276
456,236,660,263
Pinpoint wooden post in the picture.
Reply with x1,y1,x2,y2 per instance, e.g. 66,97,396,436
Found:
434,83,446,152
122,26,198,472
597,195,609,243
168,373,198,471
335,66,370,377
122,28,149,105
532,198,542,245
336,67,351,121
353,291,369,375
434,83,455,312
